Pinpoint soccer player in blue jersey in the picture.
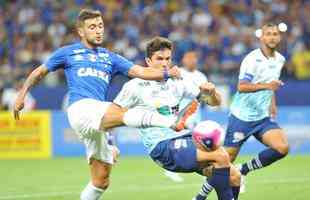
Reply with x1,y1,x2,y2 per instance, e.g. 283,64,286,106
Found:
114,37,241,200
13,9,182,200
194,23,290,199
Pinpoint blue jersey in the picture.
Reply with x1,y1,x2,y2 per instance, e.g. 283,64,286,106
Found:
44,42,134,105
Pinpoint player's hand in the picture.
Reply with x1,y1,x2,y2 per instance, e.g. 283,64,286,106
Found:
112,145,120,164
268,80,284,91
199,82,216,95
13,94,25,120
168,66,181,79
270,105,277,119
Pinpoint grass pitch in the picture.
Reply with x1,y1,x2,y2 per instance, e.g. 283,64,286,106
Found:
1,155,310,200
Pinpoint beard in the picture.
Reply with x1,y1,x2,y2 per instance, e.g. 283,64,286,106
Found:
86,37,103,47
265,41,279,50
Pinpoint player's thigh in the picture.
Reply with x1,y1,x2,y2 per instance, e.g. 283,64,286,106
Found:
225,146,240,162
197,147,230,167
261,128,289,155
67,98,112,135
90,158,112,187
224,115,252,153
99,103,128,130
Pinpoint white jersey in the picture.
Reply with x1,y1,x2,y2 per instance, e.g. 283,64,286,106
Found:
180,68,208,120
180,68,207,88
114,78,200,152
230,48,286,121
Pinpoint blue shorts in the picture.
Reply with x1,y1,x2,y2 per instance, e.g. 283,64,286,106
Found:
224,114,280,148
149,134,203,174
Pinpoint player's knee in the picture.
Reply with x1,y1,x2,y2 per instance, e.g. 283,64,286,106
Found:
230,168,241,186
275,143,290,156
92,176,110,190
215,149,230,167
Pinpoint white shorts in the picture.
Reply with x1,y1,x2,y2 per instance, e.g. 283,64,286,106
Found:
67,98,114,164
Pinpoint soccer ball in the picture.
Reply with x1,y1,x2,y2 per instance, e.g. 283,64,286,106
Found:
192,120,224,151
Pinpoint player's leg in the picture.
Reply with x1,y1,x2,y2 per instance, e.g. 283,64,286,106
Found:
81,159,112,200
99,103,176,130
240,125,289,176
99,101,197,131
67,99,116,200
196,148,237,200
195,164,241,200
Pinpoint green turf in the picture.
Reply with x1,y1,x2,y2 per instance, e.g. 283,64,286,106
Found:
1,155,310,200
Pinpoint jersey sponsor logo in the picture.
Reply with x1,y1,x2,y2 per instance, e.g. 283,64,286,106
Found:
77,67,109,82
256,59,262,62
98,53,112,64
73,49,86,53
232,132,245,143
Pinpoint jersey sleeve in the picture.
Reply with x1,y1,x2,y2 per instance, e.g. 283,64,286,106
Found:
113,80,139,108
111,53,134,76
44,47,67,72
238,55,255,82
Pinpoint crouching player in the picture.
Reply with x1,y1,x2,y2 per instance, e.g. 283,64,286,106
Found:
113,37,241,200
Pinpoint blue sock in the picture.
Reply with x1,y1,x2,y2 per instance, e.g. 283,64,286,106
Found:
241,148,286,175
208,167,234,200
232,186,240,200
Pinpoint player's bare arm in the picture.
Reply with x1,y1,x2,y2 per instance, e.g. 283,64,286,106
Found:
270,93,277,118
198,82,221,106
238,79,283,93
128,64,181,80
13,65,49,120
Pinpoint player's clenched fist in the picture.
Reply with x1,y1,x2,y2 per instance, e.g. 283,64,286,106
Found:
168,65,181,79
268,80,284,91
199,82,216,95
13,94,25,120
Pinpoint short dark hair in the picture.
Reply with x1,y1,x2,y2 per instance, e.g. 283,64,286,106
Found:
76,9,103,28
146,37,173,58
263,22,277,28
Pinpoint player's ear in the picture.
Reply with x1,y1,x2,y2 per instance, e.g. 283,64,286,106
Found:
145,57,152,66
77,27,84,38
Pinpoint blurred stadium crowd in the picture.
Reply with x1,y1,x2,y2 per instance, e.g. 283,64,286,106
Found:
0,0,309,90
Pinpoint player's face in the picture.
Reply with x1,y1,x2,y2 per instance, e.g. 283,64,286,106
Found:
79,16,104,47
182,51,198,71
261,26,281,49
146,49,172,69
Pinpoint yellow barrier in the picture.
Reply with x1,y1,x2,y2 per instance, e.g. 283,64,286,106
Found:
0,111,51,159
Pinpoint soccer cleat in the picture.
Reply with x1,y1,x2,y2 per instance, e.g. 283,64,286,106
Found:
164,170,184,182
174,100,199,131
236,164,246,193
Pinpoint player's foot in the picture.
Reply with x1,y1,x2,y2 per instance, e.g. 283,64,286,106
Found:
174,100,199,131
164,170,184,182
236,163,246,193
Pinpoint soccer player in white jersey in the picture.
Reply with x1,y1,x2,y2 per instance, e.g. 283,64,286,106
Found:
194,23,290,199
114,37,241,200
226,22,289,175
180,50,208,123
13,9,183,200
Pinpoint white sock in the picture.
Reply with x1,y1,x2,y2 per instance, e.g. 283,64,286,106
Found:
123,108,175,128
80,182,104,200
